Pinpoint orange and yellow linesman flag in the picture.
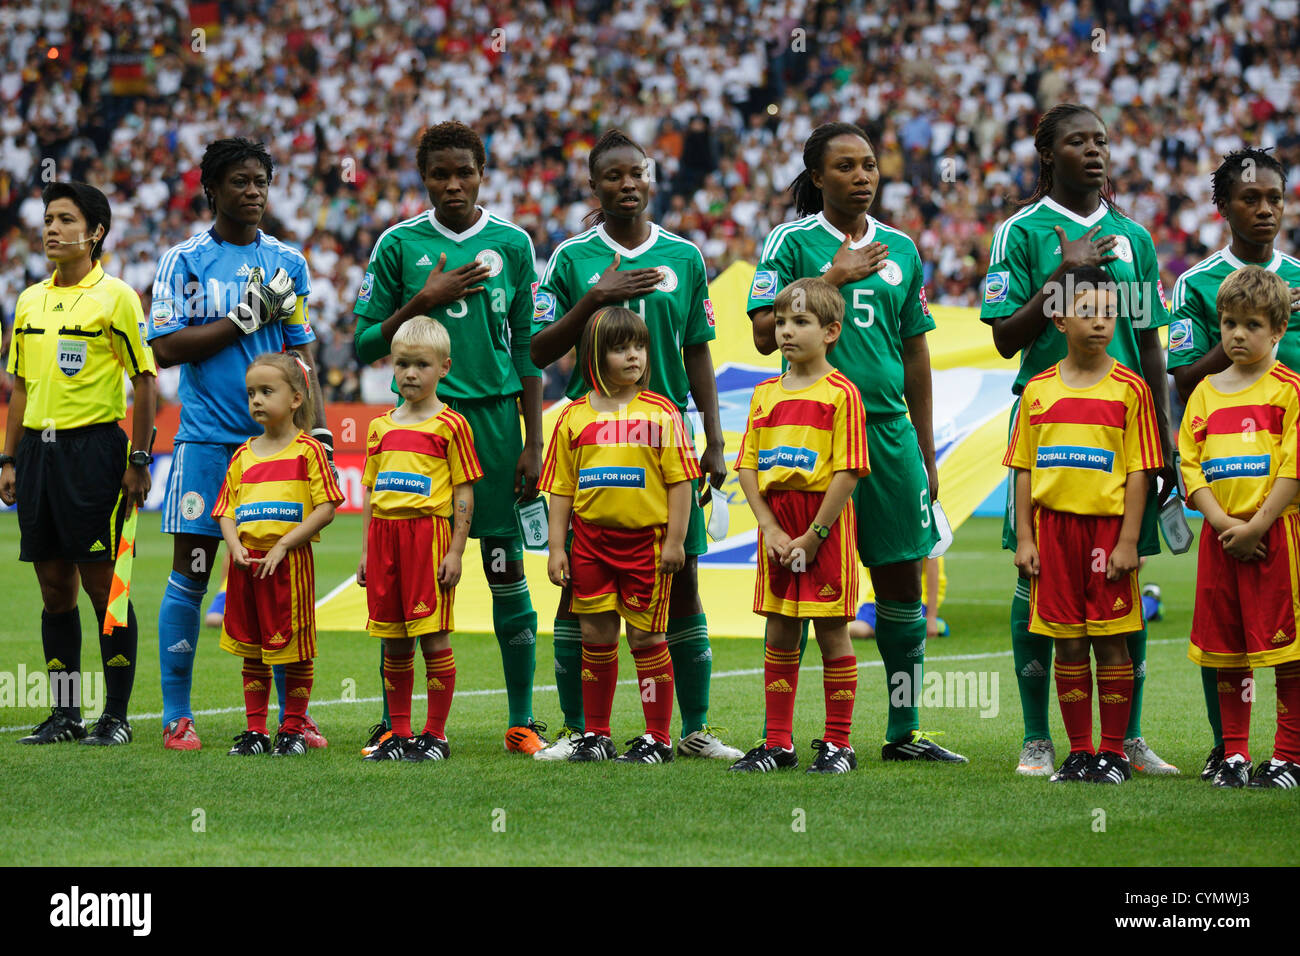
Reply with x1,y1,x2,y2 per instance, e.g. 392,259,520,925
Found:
102,504,138,636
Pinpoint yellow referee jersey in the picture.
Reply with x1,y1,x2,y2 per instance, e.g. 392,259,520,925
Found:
6,263,156,429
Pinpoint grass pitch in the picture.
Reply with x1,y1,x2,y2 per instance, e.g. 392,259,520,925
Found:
0,514,1293,866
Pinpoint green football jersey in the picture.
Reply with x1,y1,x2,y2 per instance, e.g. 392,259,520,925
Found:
746,212,935,421
979,197,1169,394
1167,246,1300,371
533,223,715,411
353,206,540,401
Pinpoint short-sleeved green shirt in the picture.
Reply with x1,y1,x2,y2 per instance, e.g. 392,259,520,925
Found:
533,223,715,412
353,207,540,401
979,197,1170,394
746,212,935,422
1167,247,1300,372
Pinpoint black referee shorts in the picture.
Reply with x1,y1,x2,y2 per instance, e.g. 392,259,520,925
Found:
15,422,129,563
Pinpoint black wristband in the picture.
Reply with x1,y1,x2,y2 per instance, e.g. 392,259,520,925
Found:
0,454,14,468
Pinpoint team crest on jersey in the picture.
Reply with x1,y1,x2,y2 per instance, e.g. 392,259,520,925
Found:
56,338,86,377
534,291,556,323
985,271,1010,304
1169,318,1193,353
704,299,716,327
751,269,778,301
1111,236,1133,263
877,260,903,286
476,249,504,277
358,272,374,304
655,266,678,293
180,491,206,521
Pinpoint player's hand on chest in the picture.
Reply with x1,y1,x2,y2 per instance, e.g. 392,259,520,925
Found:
409,248,509,320
831,255,909,332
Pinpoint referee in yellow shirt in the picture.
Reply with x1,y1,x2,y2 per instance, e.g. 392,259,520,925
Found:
0,182,158,746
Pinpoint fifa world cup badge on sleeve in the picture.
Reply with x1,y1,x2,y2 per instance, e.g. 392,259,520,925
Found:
515,496,550,551
984,271,1010,304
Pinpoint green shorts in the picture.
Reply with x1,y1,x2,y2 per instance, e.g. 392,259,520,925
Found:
446,393,525,541
1000,400,1161,557
853,415,940,568
684,415,707,557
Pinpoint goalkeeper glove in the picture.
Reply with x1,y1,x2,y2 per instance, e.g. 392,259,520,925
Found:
228,267,296,335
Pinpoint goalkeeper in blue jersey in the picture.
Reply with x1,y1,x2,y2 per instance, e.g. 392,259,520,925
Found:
148,137,332,752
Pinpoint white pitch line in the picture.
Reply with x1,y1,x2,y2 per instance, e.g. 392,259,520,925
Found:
0,638,1185,734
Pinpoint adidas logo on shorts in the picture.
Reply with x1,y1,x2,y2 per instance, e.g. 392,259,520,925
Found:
1272,630,1289,644
268,632,287,647
625,595,642,607
411,601,430,615
89,540,106,552
818,584,837,597
1058,689,1087,703
1112,596,1126,611
766,679,793,693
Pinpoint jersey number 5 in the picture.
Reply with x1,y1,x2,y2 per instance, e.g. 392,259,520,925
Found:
852,288,875,328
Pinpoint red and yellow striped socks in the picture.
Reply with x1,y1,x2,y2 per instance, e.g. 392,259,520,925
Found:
631,643,674,744
581,643,620,738
822,654,857,748
423,648,455,740
1095,661,1133,754
281,660,313,734
384,651,416,738
242,660,272,735
1054,659,1093,754
763,645,801,750
1217,668,1252,762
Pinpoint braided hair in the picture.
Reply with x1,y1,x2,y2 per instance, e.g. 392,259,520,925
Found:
1017,104,1122,215
1211,146,1287,209
788,122,872,217
583,128,647,228
199,137,274,213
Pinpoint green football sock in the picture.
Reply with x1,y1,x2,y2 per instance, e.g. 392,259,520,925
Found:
488,577,537,728
1011,579,1053,744
876,598,925,743
1201,666,1224,747
552,617,584,731
666,613,711,737
1124,622,1147,740
379,643,390,726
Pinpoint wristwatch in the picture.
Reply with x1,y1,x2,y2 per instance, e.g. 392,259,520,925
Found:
810,522,831,539
129,450,153,468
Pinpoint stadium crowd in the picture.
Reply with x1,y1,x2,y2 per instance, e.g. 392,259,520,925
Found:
1,0,1299,404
